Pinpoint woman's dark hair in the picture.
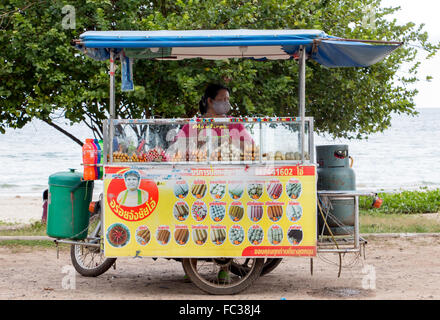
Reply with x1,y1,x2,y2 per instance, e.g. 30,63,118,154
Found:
199,83,230,115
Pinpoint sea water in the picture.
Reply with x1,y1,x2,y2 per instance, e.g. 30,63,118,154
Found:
0,108,439,199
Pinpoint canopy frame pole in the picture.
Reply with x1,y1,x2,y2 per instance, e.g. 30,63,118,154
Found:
298,45,306,162
109,49,115,163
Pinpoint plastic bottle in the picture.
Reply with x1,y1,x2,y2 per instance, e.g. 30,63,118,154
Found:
93,139,104,179
82,139,97,180
97,139,104,179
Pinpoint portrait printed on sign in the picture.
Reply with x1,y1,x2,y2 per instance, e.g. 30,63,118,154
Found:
117,169,149,207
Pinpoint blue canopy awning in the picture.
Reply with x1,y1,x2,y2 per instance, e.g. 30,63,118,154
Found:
75,29,402,68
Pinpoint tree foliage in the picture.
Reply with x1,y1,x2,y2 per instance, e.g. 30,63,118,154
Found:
1,0,438,144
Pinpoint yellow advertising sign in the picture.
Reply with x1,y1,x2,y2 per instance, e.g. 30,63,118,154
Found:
103,165,317,257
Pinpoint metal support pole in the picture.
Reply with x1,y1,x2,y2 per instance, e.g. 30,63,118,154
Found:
354,195,360,249
298,46,306,162
109,50,116,164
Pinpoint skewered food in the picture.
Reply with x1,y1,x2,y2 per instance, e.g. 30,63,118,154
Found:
193,228,208,245
191,181,207,199
174,181,189,199
247,183,264,199
287,227,303,245
268,226,283,245
174,227,190,245
248,226,264,245
267,181,283,199
286,204,302,222
261,151,310,161
248,205,263,222
286,181,302,199
229,225,245,245
211,227,227,245
173,202,189,221
135,226,150,246
229,204,244,222
156,228,171,245
228,183,244,199
192,202,208,221
210,203,226,222
267,205,283,222
210,183,226,199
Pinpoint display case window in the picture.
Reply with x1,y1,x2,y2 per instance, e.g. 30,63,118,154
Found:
110,119,312,164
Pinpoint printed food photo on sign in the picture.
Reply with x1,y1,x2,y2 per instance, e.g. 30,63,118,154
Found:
191,180,207,199
173,201,189,221
286,180,302,199
248,225,264,245
268,225,283,245
210,182,226,199
229,203,244,222
174,180,189,199
286,203,303,222
135,226,151,246
287,226,303,245
267,180,283,200
156,227,171,245
192,228,208,245
192,201,208,221
211,227,226,245
209,202,226,222
174,227,190,245
267,205,283,222
247,182,264,199
229,225,245,245
228,181,244,200
106,168,159,222
106,223,130,248
247,205,263,222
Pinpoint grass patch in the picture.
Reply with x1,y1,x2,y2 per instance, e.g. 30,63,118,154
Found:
360,188,440,214
360,211,440,233
0,221,47,236
0,240,70,250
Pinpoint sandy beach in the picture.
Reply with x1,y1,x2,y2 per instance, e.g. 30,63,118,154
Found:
0,196,43,224
0,193,106,224
0,235,439,300
0,196,439,300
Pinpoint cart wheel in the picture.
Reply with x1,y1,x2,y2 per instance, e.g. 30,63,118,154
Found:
70,244,116,277
182,258,264,295
231,258,283,276
260,258,283,275
70,198,116,277
230,258,282,276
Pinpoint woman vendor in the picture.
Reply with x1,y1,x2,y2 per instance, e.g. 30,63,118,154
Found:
170,83,256,162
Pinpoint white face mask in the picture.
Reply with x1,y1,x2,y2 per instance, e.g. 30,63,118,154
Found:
212,100,231,115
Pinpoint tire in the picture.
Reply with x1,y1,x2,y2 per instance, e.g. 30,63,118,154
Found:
70,197,116,277
182,258,264,295
230,258,283,276
70,244,116,277
260,258,283,276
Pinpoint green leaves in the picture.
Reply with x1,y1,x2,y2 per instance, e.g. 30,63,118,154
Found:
360,188,440,214
0,0,438,143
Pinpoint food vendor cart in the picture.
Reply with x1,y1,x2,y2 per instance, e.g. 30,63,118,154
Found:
51,30,401,295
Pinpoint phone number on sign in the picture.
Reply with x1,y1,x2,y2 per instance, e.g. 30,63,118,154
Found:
256,167,303,176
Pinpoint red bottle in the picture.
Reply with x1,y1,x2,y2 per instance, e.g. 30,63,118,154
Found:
82,139,97,180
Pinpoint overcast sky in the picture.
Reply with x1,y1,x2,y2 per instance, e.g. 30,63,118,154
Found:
381,0,440,108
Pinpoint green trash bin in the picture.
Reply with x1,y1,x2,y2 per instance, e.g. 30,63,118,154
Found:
46,169,94,240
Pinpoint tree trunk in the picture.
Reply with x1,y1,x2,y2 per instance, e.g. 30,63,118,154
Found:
42,119,84,147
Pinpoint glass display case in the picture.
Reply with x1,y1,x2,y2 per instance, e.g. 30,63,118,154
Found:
105,117,314,164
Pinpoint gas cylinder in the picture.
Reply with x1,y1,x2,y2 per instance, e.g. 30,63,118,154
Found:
316,145,356,235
